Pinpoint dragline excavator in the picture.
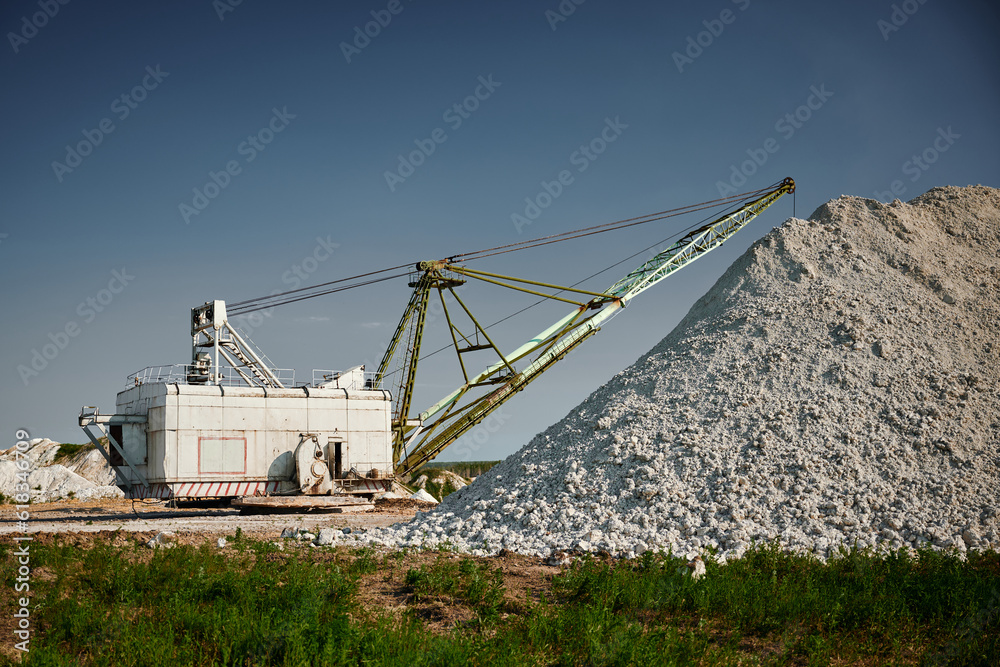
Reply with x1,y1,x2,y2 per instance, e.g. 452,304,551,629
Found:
78,178,794,504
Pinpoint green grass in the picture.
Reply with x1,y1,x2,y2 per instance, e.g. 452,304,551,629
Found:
405,556,506,624
53,442,96,464
419,476,464,502
418,460,501,479
2,538,997,666
552,545,1000,664
415,461,500,500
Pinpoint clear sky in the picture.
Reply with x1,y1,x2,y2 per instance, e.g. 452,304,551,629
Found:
2,0,998,458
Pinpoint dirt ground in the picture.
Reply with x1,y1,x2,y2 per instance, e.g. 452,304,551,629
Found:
0,497,435,542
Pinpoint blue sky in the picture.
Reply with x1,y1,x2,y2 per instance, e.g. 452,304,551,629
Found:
2,0,997,457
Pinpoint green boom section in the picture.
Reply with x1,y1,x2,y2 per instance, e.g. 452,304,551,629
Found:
605,177,796,302
375,272,436,462
389,178,795,477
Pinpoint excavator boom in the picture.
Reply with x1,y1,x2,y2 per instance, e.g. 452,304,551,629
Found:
389,178,795,476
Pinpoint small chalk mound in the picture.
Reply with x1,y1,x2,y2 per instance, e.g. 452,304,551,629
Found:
0,439,123,503
410,488,439,504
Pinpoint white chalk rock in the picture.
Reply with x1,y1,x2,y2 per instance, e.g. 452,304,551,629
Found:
315,528,343,546
411,489,439,504
147,531,176,549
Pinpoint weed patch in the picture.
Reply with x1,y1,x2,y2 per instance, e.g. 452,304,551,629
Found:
405,556,506,624
1,538,996,665
53,441,96,464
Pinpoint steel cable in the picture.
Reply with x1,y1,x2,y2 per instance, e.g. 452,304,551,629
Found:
225,183,781,315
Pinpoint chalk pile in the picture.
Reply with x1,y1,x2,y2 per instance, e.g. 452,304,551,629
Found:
354,185,999,559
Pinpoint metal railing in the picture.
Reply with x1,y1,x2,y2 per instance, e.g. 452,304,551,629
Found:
311,369,382,391
126,365,386,390
126,364,295,389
